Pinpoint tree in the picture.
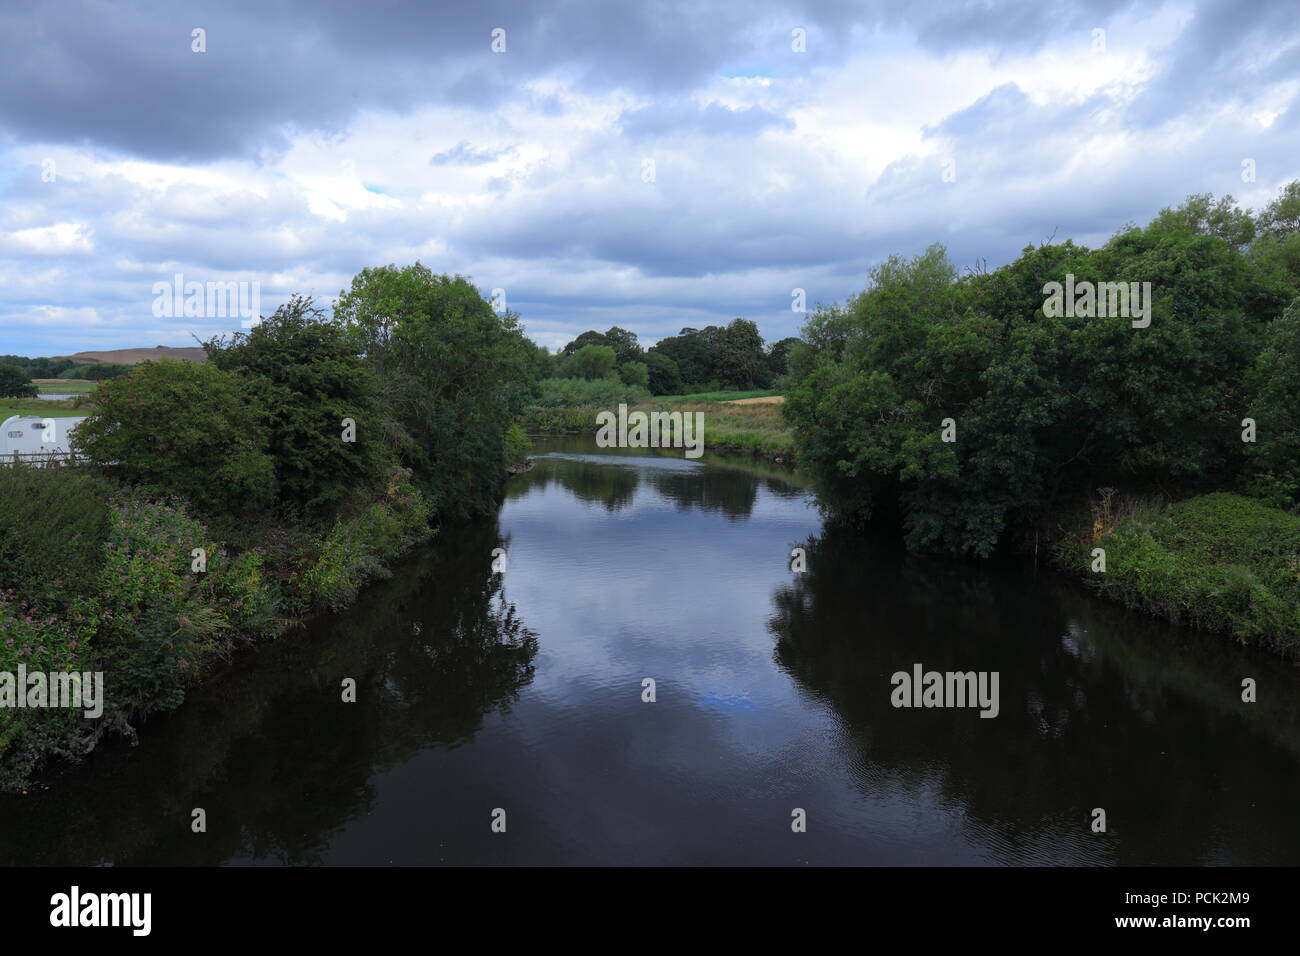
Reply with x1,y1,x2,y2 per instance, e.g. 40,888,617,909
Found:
783,204,1263,556
333,264,535,519
1151,193,1255,250
72,360,275,516
649,331,712,388
765,337,802,380
205,295,393,518
0,365,36,398
561,330,610,356
1244,296,1300,507
603,326,644,366
713,318,765,388
644,351,682,395
1258,181,1300,239
572,344,617,380
618,361,649,388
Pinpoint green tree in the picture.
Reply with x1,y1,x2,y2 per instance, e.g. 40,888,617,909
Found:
561,330,610,356
205,295,393,518
572,344,617,380
0,365,36,398
650,330,712,388
765,337,801,380
72,360,275,516
783,203,1263,556
1244,296,1300,508
618,360,649,388
333,264,534,519
713,318,766,388
644,351,682,395
603,326,644,366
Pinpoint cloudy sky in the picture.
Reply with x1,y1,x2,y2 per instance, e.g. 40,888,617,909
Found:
1,0,1297,357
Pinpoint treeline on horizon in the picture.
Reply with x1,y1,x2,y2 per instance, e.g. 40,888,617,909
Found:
0,357,132,398
522,320,801,407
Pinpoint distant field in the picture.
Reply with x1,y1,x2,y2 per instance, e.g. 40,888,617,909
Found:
661,397,793,458
653,389,783,403
0,403,87,418
32,380,97,393
0,398,90,419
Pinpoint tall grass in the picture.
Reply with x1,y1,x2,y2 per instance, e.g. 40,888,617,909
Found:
1055,491,1300,654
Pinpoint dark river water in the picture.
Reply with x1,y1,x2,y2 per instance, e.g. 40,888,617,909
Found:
2,436,1299,865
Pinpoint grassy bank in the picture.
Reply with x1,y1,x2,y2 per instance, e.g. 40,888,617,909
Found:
518,394,796,463
1054,491,1300,655
0,463,434,791
0,398,90,419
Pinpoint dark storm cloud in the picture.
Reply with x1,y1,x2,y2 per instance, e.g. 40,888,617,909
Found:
0,0,1150,163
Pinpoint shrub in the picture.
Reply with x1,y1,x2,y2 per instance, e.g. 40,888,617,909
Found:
0,467,115,611
73,359,276,518
531,377,651,408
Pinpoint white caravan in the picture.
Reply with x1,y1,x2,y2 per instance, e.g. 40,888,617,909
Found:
0,415,89,463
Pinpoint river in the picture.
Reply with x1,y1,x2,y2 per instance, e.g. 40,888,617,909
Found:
1,435,1297,865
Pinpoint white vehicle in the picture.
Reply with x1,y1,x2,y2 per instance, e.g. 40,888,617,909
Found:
0,415,89,464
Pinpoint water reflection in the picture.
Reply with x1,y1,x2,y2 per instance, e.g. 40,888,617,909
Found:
0,519,536,865
768,524,1300,865
1,438,1297,865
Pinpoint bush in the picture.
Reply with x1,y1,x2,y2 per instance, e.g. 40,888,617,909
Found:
205,295,393,518
72,359,276,518
0,467,115,611
530,377,651,408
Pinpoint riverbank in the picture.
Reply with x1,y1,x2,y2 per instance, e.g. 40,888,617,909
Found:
0,462,436,792
1052,491,1300,656
518,395,796,465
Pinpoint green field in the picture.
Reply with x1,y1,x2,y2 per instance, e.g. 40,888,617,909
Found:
0,398,90,419
519,392,795,461
652,388,783,403
32,380,98,394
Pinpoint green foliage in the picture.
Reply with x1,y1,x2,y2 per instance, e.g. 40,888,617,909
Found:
60,363,132,381
205,295,393,518
502,423,531,466
1064,493,1300,653
784,200,1269,554
602,326,644,365
1244,297,1300,508
644,350,682,395
618,360,650,388
714,318,767,388
0,365,36,399
529,376,651,407
571,344,617,380
649,330,714,388
561,330,611,356
72,360,276,517
0,467,115,611
334,263,535,520
765,337,801,381
0,356,75,379
299,471,432,612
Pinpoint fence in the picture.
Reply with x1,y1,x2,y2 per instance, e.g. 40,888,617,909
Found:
0,450,89,468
